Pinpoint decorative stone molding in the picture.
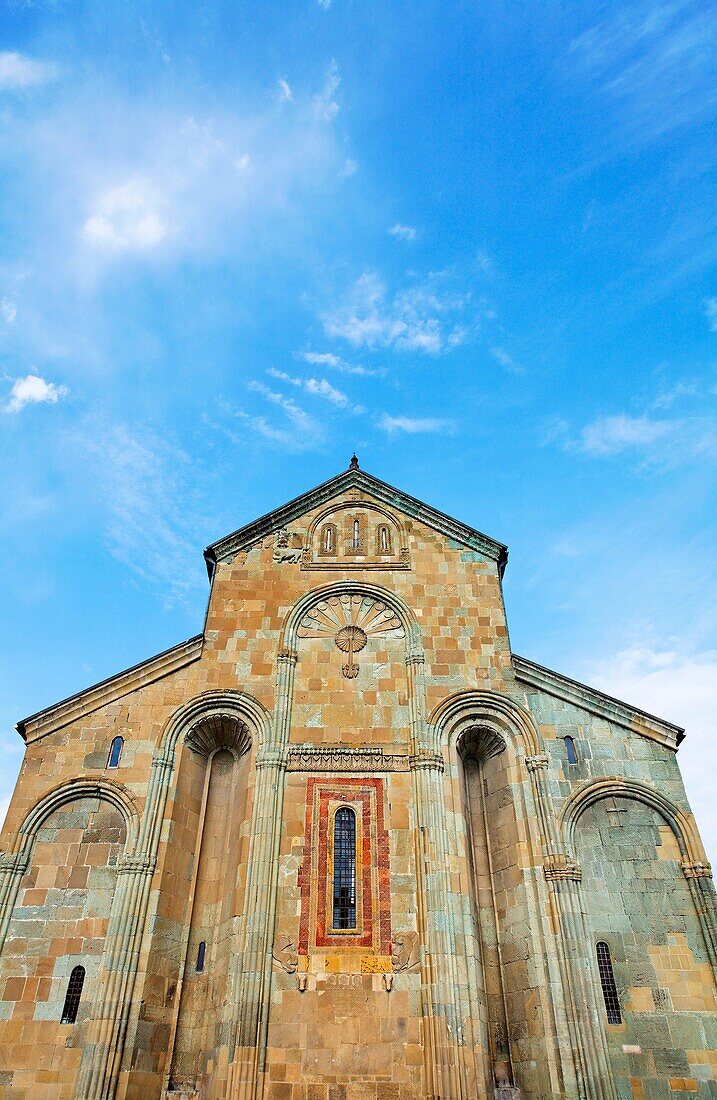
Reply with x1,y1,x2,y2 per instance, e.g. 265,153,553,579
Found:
286,746,409,773
404,648,425,667
184,713,251,758
256,748,285,770
277,648,298,666
543,855,582,882
524,754,549,772
682,861,713,880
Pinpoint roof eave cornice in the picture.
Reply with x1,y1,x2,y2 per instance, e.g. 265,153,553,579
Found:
17,634,204,744
204,466,508,578
513,654,685,751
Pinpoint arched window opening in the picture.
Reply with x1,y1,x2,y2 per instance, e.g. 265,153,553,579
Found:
333,807,357,929
378,525,391,553
596,942,622,1025
61,965,85,1024
322,524,335,553
352,518,361,550
564,736,578,765
107,736,124,769
196,940,206,973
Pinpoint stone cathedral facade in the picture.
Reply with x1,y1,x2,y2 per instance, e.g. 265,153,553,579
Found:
1,459,716,1100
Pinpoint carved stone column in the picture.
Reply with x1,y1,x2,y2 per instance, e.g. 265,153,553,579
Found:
407,650,471,1099
683,862,717,972
76,754,174,1100
227,651,294,1100
0,852,30,955
524,755,616,1100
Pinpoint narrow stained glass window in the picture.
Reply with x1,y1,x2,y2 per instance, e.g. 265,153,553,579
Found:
565,736,578,765
196,940,206,973
107,736,123,769
333,807,357,930
61,965,85,1024
596,941,622,1025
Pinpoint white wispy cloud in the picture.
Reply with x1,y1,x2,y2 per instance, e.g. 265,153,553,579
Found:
577,413,677,456
378,413,452,434
322,271,471,354
568,1,717,149
585,644,717,863
4,374,68,413
1,299,17,325
278,78,293,103
83,178,168,251
340,159,358,178
298,351,380,377
67,420,210,605
705,297,717,331
490,345,522,374
388,224,416,241
244,382,325,448
266,368,363,412
313,60,340,122
0,51,59,90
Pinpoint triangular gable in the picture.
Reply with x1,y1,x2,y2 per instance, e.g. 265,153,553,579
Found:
513,654,685,751
204,459,508,579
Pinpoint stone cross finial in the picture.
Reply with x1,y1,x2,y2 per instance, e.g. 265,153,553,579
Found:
349,453,359,469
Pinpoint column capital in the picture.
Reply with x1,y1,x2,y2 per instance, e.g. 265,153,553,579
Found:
277,649,298,666
682,860,713,880
404,649,425,668
0,852,30,876
256,747,286,770
543,854,582,882
409,751,444,773
118,854,157,877
151,753,174,773
524,753,549,772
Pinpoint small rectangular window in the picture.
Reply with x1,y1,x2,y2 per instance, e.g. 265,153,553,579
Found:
61,965,85,1024
596,941,622,1025
564,736,578,765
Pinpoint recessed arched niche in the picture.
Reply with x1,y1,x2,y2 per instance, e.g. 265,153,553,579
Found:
305,502,409,569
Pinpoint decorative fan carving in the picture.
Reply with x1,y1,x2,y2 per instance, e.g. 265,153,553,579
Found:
297,594,404,678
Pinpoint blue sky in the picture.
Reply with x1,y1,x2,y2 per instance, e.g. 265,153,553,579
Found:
1,1,716,859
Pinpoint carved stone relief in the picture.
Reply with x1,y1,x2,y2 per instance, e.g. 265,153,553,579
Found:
273,529,303,564
297,594,404,679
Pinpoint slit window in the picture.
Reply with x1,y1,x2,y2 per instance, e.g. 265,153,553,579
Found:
596,942,622,1025
196,940,206,973
333,807,357,930
61,965,85,1024
107,736,124,769
378,525,391,553
322,524,335,553
352,519,361,550
564,736,578,765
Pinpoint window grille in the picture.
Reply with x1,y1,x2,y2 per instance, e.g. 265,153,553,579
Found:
196,941,206,972
107,736,124,769
596,942,621,1024
61,965,85,1024
564,736,578,765
333,807,357,929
